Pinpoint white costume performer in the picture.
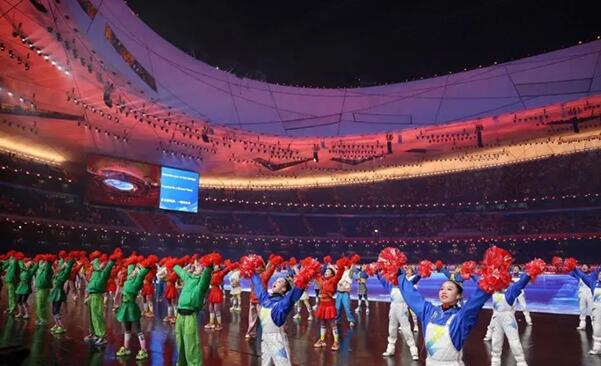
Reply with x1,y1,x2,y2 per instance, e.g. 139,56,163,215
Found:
512,273,532,325
573,267,601,354
229,269,242,311
377,273,419,360
489,274,531,366
571,271,593,329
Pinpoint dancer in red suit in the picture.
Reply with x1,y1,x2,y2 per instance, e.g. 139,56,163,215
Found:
205,259,236,330
313,257,348,351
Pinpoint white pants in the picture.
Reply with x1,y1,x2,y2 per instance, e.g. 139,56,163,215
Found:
490,312,527,366
592,304,601,352
579,290,593,321
261,332,291,366
387,302,416,352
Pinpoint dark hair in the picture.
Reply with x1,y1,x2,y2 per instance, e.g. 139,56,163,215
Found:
282,278,292,293
445,280,464,294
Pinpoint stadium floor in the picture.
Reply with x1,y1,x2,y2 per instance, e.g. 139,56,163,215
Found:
0,292,597,366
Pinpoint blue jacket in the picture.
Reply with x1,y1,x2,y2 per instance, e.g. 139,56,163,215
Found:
502,273,530,306
399,272,490,352
376,272,420,293
250,274,304,327
572,268,601,296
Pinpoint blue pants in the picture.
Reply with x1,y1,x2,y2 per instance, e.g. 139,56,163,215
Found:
335,292,355,323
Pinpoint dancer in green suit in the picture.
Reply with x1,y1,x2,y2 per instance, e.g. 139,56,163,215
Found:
34,255,54,325
115,254,157,360
2,251,22,315
173,254,216,366
15,258,38,319
49,253,76,334
84,249,120,346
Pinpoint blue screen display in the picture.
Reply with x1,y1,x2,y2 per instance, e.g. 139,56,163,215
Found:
159,167,199,213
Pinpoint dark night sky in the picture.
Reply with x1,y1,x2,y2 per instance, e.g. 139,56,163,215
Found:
127,0,601,88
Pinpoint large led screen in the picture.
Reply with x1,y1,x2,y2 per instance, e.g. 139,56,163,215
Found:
159,166,199,213
86,155,161,208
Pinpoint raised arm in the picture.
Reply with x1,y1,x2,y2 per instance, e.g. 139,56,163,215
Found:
398,271,432,321
198,265,214,299
376,272,392,292
271,287,304,326
173,265,190,281
450,287,491,349
504,273,530,305
250,273,269,305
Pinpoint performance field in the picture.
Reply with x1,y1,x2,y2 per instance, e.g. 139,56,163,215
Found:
0,291,598,366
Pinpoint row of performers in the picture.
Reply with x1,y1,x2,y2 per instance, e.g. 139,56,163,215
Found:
0,248,599,366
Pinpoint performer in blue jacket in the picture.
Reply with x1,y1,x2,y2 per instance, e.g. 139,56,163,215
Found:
251,272,304,366
398,270,491,365
572,266,601,355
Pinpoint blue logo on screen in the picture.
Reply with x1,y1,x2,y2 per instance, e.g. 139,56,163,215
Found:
159,167,199,213
103,178,135,191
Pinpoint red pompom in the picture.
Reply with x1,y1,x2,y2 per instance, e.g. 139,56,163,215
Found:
323,256,332,264
124,254,138,267
460,261,477,280
294,257,321,288
141,255,158,268
478,246,514,293
99,254,108,263
89,250,102,261
14,252,25,260
350,254,361,264
336,257,351,269
289,257,297,266
378,247,407,283
34,254,43,263
435,260,444,270
269,255,284,266
524,258,546,282
418,260,433,278
364,262,380,276
109,248,123,261
58,250,67,259
563,257,578,273
239,254,265,278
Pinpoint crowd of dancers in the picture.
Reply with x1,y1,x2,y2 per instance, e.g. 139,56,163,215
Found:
0,247,599,366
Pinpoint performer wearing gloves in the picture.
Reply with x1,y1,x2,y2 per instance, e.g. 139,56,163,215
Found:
572,265,601,355
173,254,215,366
573,264,593,330
377,267,419,360
83,250,118,346
115,255,157,361
49,254,76,334
250,262,310,366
